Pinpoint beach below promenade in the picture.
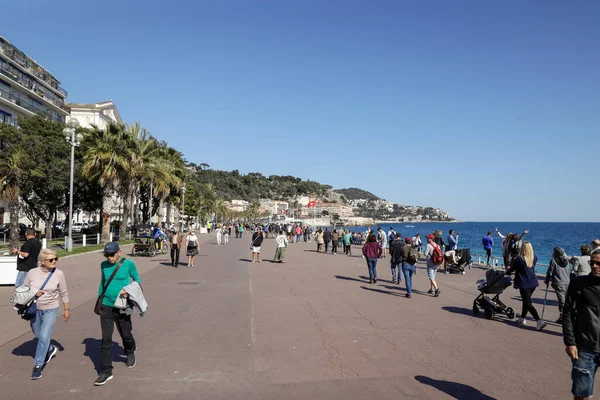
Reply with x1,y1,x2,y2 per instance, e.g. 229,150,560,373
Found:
0,234,571,399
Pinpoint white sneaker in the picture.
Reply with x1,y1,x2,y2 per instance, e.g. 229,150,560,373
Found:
516,318,527,326
536,320,547,331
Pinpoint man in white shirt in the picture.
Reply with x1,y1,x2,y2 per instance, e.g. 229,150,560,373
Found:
274,232,288,263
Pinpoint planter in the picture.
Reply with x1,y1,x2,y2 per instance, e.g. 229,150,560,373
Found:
0,256,18,285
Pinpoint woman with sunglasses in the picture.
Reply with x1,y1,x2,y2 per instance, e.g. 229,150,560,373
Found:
23,248,70,380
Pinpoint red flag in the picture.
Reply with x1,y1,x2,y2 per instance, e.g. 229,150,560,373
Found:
307,201,316,208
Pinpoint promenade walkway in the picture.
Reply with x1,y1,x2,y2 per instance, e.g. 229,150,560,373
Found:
0,235,571,399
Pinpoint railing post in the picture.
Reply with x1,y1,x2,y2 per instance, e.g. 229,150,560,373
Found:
42,238,47,250
97,233,100,244
65,236,68,249
109,232,113,242
83,234,86,247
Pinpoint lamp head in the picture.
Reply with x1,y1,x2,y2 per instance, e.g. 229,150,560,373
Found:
67,118,80,129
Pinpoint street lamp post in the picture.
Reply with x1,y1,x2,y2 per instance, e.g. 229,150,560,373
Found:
63,118,82,251
180,183,186,231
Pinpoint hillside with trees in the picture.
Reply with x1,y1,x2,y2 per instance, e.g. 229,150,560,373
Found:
334,188,380,201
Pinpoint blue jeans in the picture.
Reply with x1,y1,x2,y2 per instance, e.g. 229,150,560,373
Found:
30,308,58,366
366,258,378,281
15,270,27,288
402,263,416,293
572,349,600,398
390,264,401,282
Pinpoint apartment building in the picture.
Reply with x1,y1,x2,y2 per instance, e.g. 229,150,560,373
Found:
0,36,69,227
259,199,289,215
0,36,69,126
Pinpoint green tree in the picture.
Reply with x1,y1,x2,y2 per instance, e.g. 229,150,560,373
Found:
82,123,132,242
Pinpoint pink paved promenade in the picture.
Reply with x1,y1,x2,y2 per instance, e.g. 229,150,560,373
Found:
0,234,572,399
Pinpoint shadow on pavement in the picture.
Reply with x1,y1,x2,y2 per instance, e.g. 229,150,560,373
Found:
511,296,558,306
334,275,367,283
82,338,126,374
239,258,252,262
360,286,404,297
12,339,65,358
414,375,497,400
442,306,480,317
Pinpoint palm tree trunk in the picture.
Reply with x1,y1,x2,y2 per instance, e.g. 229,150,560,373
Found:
120,181,135,240
8,188,19,249
158,196,165,227
166,200,172,225
101,189,112,243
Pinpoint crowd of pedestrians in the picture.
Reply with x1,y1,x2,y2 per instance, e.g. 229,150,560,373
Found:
10,220,600,399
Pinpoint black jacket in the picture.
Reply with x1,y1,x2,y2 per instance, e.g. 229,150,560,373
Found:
323,231,332,242
434,234,446,249
563,274,600,351
389,239,404,265
251,232,264,247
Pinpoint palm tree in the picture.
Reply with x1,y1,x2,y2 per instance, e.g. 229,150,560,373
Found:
0,149,28,248
200,183,218,223
82,123,132,242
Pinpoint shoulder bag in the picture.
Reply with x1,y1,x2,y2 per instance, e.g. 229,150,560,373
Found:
94,258,127,315
20,270,55,321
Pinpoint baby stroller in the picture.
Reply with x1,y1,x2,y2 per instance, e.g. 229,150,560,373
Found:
444,248,473,274
473,269,515,320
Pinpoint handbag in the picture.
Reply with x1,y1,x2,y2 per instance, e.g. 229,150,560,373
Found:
12,284,39,306
19,270,55,321
94,258,127,315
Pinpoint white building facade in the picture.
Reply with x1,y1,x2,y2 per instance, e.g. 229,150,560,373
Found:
67,100,122,130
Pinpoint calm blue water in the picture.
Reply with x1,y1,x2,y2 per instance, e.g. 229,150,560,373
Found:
334,222,600,272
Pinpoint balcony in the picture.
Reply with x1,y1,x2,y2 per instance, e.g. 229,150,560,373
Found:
0,44,67,99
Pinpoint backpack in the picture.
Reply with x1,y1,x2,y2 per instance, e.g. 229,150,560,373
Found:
407,248,419,264
431,244,443,265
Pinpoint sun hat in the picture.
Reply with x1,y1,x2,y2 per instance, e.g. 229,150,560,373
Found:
405,237,412,244
426,234,435,240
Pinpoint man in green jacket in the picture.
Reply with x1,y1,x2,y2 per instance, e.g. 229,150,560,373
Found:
94,242,141,386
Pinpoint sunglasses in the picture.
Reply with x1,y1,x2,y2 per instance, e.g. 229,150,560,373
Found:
45,257,59,263
590,260,600,267
103,252,117,258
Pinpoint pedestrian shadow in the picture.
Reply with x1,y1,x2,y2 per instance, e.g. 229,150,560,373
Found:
12,339,65,358
160,262,177,267
303,250,319,253
360,286,404,297
334,275,367,283
511,296,558,306
414,375,496,400
82,338,126,374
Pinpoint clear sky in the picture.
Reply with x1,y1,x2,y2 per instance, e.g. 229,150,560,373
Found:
3,0,599,221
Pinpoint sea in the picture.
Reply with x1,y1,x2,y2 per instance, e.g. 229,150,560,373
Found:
335,222,600,273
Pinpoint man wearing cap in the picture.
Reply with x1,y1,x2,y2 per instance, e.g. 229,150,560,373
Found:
591,239,600,252
425,234,441,297
94,242,141,386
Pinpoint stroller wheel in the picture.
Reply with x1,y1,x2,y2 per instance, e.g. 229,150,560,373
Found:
472,304,479,315
506,307,515,319
461,270,466,275
484,308,494,320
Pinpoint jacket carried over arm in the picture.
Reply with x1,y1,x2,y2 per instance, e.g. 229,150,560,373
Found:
98,258,141,307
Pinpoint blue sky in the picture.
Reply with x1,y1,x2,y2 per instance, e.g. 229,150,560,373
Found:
3,1,599,221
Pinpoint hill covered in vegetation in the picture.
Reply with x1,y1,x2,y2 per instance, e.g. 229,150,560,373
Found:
334,188,380,201
189,168,331,202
